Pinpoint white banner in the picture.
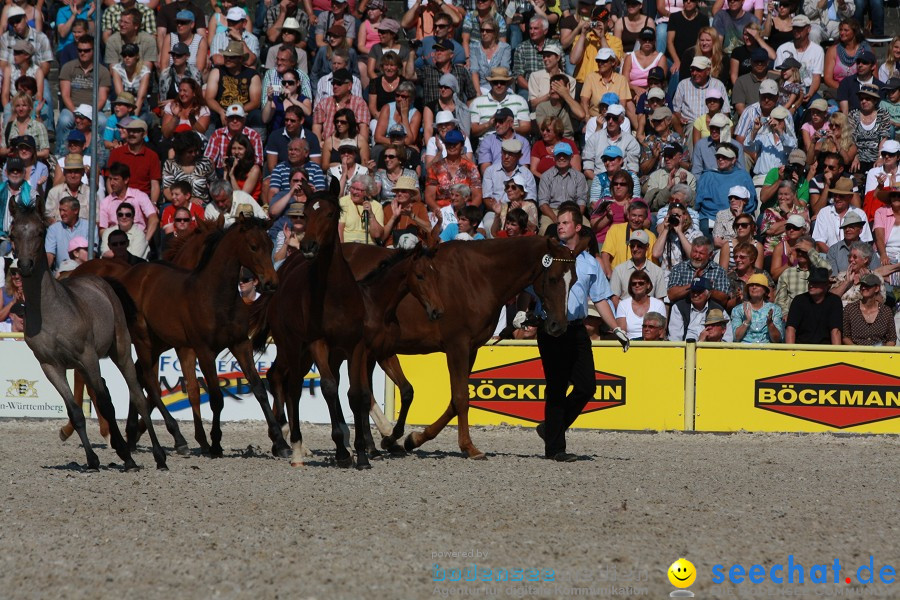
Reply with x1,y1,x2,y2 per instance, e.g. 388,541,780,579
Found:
0,338,385,424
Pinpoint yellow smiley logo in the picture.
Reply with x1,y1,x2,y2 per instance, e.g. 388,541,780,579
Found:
668,558,697,588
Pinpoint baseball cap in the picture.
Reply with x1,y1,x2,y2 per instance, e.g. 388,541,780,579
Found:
662,143,683,157
746,273,770,288
859,273,881,287
501,138,523,154
647,66,665,82
771,106,790,120
840,212,865,228
856,50,877,64
176,9,195,21
13,135,35,150
67,130,86,143
600,92,620,106
225,104,246,118
709,113,731,128
647,87,666,100
338,138,358,151
786,214,807,228
387,123,407,137
226,7,246,20
12,40,33,55
791,14,811,27
126,118,148,132
494,107,515,121
601,145,623,158
779,57,802,71
444,129,465,145
883,78,900,92
67,236,89,254
690,277,711,292
74,104,93,119
809,98,829,112
788,149,807,165
171,42,190,56
728,185,750,200
638,26,655,40
328,23,347,38
705,88,724,101
883,139,900,154
715,145,736,159
541,41,563,56
690,56,711,70
6,157,24,171
432,39,454,52
595,48,616,61
750,47,769,63
650,106,673,120
759,79,779,95
606,104,625,116
375,18,400,33
7,5,25,18
121,43,140,57
628,230,650,245
552,142,573,156
332,68,352,84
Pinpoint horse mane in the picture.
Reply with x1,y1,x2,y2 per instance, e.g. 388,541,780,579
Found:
193,216,270,272
358,249,414,285
309,190,342,216
162,218,221,262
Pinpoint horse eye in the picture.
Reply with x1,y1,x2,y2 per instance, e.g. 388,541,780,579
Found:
416,274,425,281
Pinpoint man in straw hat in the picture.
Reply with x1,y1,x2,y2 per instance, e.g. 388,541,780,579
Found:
46,154,91,222
812,176,872,253
470,67,531,137
697,309,730,342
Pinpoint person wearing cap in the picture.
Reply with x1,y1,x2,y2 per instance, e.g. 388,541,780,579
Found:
262,0,311,52
583,91,636,140
8,135,46,195
691,113,747,178
588,144,641,205
696,309,729,341
842,272,897,346
774,233,831,315
640,107,686,178
487,173,539,237
711,0,759,55
381,175,431,246
743,104,797,180
107,118,161,205
526,41,576,108
773,15,823,102
44,196,95,271
732,46,776,116
0,8,53,125
621,27,667,101
482,137,536,211
204,104,265,173
470,67,531,138
56,36,110,156
664,0,710,76
805,0,856,45
531,117,580,175
157,0,207,44
365,19,408,81
410,36,477,107
668,275,732,341
410,11,465,70
157,9,208,73
101,0,156,44
672,54,731,128
729,272,783,343
634,80,669,139
644,143,697,209
566,4,623,84
583,104,640,179
105,8,159,70
273,198,308,264
56,234,91,276
205,39,264,128
847,84,892,174
210,6,260,67
424,110,474,166
783,267,843,344
758,149,810,209
102,92,138,151
512,16,552,92
609,227,666,304
580,47,634,123
47,152,91,222
314,0,358,49
712,185,752,245
534,142,587,229
476,106,531,171
813,176,872,253
264,17,310,73
880,76,900,125
424,128,483,213
157,42,204,111
690,87,727,145
311,68,371,144
831,241,900,305
865,139,900,207
600,200,657,277
533,74,583,141
835,50,882,114
873,182,900,271
825,211,880,274
695,144,757,231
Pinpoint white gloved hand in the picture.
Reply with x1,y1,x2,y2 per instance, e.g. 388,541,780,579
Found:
513,311,528,329
613,327,630,352
396,233,419,250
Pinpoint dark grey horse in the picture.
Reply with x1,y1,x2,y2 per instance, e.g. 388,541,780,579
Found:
8,199,167,471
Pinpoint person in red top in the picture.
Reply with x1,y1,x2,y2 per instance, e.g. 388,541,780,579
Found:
106,117,162,206
424,128,482,215
161,180,205,234
529,117,581,176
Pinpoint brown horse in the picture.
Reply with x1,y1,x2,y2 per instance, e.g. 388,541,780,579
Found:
8,200,168,471
250,193,444,468
338,236,583,459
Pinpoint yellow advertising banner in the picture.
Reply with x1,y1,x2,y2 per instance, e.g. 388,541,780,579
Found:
694,347,900,433
394,343,685,430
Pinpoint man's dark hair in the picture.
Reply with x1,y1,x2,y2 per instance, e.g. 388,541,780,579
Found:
556,200,582,225
108,162,131,179
821,151,844,167
117,202,135,215
171,180,192,196
76,34,95,48
458,204,483,225
122,7,142,27
60,196,80,212
505,207,529,231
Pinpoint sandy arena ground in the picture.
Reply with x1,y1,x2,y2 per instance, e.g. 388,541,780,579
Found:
0,418,898,600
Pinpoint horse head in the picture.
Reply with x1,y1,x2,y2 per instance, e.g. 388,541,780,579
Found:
234,213,278,292
531,236,584,337
8,198,46,277
406,243,444,322
300,191,341,260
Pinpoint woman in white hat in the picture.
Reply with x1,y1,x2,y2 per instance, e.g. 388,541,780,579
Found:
423,110,474,166
422,74,472,142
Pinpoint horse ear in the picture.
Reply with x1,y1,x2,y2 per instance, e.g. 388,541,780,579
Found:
573,234,590,256
215,212,225,229
425,221,442,249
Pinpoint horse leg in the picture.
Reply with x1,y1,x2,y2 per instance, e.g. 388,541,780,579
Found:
308,340,352,467
230,339,292,458
111,336,168,470
277,350,313,466
40,364,100,471
77,362,140,472
133,340,189,455
452,351,484,459
59,372,109,443
378,355,413,456
366,356,393,439
338,354,379,460
348,343,372,470
196,350,225,458
403,350,465,452
176,347,208,452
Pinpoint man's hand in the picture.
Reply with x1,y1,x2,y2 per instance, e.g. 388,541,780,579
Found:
513,311,528,329
613,327,630,352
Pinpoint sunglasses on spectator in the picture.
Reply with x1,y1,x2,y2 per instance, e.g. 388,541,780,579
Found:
480,28,496,33
395,93,411,99
735,222,753,228
504,183,521,190
8,16,24,24
282,79,298,85
176,19,192,25
434,24,450,29
117,212,134,218
384,154,398,159
239,277,255,284
784,224,801,231
631,281,648,286
77,47,93,54
882,151,899,158
109,241,129,248
174,217,191,223
334,119,348,125
612,181,629,187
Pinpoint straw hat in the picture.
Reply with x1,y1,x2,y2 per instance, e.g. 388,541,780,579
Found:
392,176,418,193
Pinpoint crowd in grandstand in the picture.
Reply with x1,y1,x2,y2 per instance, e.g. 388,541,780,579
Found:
0,0,899,345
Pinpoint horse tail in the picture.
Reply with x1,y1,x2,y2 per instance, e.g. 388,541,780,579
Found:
104,277,138,326
249,293,273,352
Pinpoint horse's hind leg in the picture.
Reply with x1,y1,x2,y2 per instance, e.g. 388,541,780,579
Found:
112,340,168,470
79,363,140,472
378,355,411,455
348,344,373,470
230,339,291,458
175,347,208,452
196,349,226,458
59,372,109,443
133,341,189,455
40,364,100,471
309,340,352,467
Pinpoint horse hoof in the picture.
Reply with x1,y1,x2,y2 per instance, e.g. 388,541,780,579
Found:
175,444,190,456
124,462,141,472
274,446,292,459
84,465,100,473
380,436,396,450
403,433,418,452
59,427,72,442
367,448,383,460
209,446,224,459
335,456,354,468
387,444,407,457
156,464,169,471
290,461,305,468
356,462,372,471
468,452,487,460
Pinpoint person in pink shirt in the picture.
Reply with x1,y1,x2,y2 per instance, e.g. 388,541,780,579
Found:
98,161,158,243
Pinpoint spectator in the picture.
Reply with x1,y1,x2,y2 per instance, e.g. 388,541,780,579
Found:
422,74,473,143
698,309,731,341
205,41,263,128
107,118,160,205
667,235,730,304
470,68,530,138
720,211,765,271
827,211,881,274
273,200,307,265
110,44,152,121
8,135,47,198
327,138,369,197
744,105,797,182
322,107,370,169
848,84,892,176
636,311,667,341
531,117,580,177
103,228,147,265
425,129,483,214
210,7,259,68
381,176,431,247
161,180,205,235
412,39,477,107
100,201,149,260
812,177,871,253
56,35,110,156
103,93,137,151
655,185,702,230
373,81,421,151
760,180,809,257
735,79,794,144
477,107,531,172
581,48,635,125
206,178,267,227
269,139,327,213
401,0,464,40
470,17,511,96
162,131,214,204
413,11,466,69
56,0,94,58
205,104,265,173
696,147,757,234
157,1,207,49
487,200,532,239
158,44,204,110
640,108,687,182
225,133,262,203
339,174,384,243
0,259,25,328
312,68,370,145
526,40,574,107
567,5,623,85
366,19,408,81
831,241,900,305
262,59,312,129
770,214,812,279
513,16,551,94
45,196,94,271
55,235,91,277
159,9,208,73
730,24,775,87
312,28,361,98
713,0,759,55
265,17,309,74
162,206,197,255
691,113,747,177
583,105,640,179
673,55,730,131
1,41,43,123
588,145,642,208
873,184,900,279
377,125,423,175
101,0,155,43
668,276,732,341
483,138,536,214
100,162,158,242
424,112,474,166
375,144,419,204
665,0,710,77
610,229,666,304
590,168,644,244
731,273,783,343
615,270,667,339
733,47,776,115
368,53,406,119
806,0,856,44
836,49,881,114
774,235,832,317
785,267,843,344
864,139,900,219
105,8,159,70
773,15,823,104
1,92,48,160
0,4,53,121
760,149,810,210
842,273,897,345
531,142,584,229
725,240,775,310
534,74,584,141
635,72,670,139
46,154,90,222
623,27,667,101
160,78,211,143
691,88,727,146
808,150,859,217
600,202,657,277
644,143,696,211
